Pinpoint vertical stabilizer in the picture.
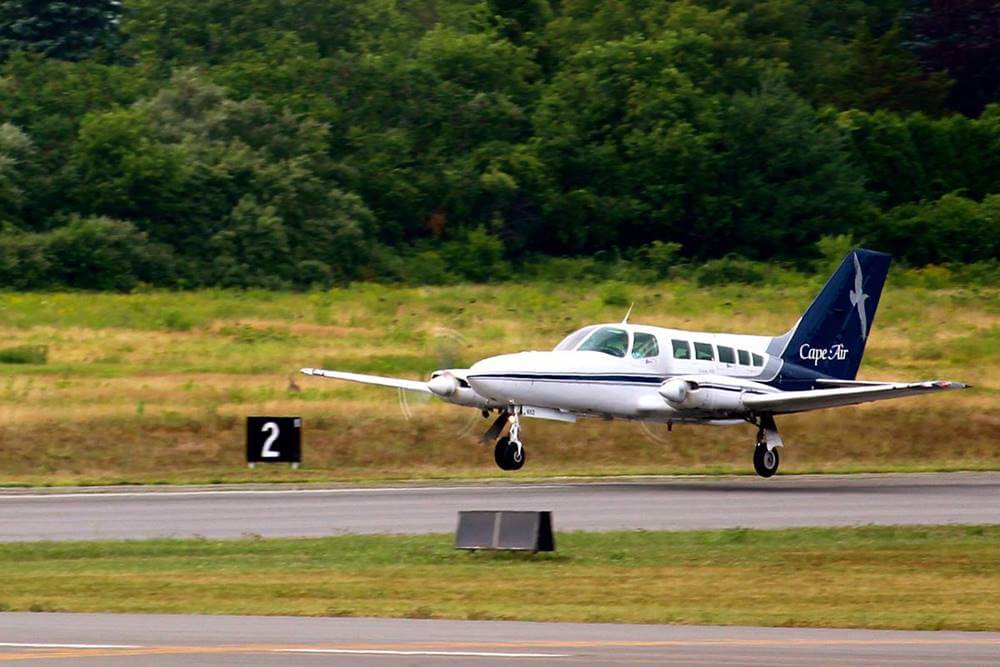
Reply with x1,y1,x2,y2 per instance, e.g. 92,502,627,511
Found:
776,249,891,380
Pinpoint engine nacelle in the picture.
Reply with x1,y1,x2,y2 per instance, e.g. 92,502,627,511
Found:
444,386,495,409
659,378,689,405
658,378,745,412
429,372,496,409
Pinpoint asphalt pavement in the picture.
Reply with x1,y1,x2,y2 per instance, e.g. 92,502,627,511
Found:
1,613,998,666
0,472,996,541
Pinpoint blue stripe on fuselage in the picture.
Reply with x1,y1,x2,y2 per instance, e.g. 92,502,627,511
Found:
467,373,773,394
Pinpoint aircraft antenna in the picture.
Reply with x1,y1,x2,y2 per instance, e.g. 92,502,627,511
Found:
621,303,634,324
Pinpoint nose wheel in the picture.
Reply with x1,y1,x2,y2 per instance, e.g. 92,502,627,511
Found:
494,436,525,470
490,410,525,471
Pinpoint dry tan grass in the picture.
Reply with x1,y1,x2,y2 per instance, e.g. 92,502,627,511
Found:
0,283,996,485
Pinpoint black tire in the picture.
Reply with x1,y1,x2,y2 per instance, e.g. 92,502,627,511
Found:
753,443,779,478
506,441,525,471
494,436,511,470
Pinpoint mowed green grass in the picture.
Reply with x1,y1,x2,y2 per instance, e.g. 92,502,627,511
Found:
0,526,997,630
0,277,997,486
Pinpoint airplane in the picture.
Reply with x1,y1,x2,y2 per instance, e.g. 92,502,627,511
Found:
301,249,967,477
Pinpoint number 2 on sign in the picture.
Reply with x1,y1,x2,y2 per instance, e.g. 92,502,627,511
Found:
261,421,280,458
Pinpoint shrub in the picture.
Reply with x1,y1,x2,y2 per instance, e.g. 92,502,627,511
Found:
46,216,174,291
869,194,999,265
295,260,333,289
638,241,683,279
814,234,856,273
598,280,631,307
0,344,47,364
441,226,510,282
0,230,50,289
696,256,765,286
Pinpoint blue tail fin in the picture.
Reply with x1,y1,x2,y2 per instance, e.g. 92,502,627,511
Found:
776,249,891,380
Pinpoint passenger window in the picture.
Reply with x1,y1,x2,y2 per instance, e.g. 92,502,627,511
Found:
694,342,714,361
752,353,764,366
578,326,630,358
718,346,736,364
672,339,690,359
738,349,750,365
632,332,659,358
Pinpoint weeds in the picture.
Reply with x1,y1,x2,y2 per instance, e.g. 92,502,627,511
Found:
0,279,995,486
0,344,47,364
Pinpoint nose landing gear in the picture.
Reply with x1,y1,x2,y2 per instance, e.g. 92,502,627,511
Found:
486,409,525,471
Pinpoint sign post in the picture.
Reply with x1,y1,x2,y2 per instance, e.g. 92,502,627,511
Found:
246,416,301,469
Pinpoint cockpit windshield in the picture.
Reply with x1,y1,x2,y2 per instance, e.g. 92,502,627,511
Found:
577,326,630,357
553,325,599,351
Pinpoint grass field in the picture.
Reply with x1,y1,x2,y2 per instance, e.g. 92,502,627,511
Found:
0,275,997,486
0,526,996,630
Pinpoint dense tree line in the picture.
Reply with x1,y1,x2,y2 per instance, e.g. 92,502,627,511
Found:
0,0,996,289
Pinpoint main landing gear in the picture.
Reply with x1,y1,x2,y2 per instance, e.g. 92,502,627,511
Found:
482,409,525,471
751,414,783,478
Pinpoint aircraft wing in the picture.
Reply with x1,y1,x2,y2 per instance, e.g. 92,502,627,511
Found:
742,380,967,415
300,367,433,394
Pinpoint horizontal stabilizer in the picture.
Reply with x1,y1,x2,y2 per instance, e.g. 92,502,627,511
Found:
300,367,432,394
743,380,967,414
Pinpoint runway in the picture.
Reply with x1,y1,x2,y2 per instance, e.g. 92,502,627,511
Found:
0,472,996,541
2,613,998,666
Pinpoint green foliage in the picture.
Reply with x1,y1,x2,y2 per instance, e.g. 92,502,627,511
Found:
0,123,35,225
0,0,993,291
0,229,50,289
598,281,631,307
815,234,857,273
0,344,46,364
45,216,173,291
840,106,999,207
904,0,1000,117
827,21,952,115
696,256,766,286
707,73,872,257
0,0,122,62
440,226,510,282
868,194,999,265
638,241,684,279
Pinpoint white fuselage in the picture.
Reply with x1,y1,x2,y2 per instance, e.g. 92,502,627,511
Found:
463,322,781,423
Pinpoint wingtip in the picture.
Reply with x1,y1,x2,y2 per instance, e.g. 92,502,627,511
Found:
931,380,969,390
300,368,315,376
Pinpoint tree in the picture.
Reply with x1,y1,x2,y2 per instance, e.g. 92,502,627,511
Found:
905,0,1000,117
706,74,873,257
832,21,952,114
45,215,174,291
840,105,1000,207
0,122,36,226
0,0,123,62
532,35,718,254
69,70,375,286
868,194,999,264
488,0,552,45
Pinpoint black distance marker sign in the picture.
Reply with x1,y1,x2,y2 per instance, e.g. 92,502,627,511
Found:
246,416,301,464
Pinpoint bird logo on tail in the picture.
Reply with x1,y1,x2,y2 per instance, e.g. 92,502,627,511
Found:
849,253,869,339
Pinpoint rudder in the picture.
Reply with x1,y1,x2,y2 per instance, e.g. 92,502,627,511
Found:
777,249,891,380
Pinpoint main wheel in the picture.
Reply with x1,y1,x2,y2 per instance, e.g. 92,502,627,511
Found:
753,443,779,478
506,440,525,471
494,437,511,469
493,437,525,471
